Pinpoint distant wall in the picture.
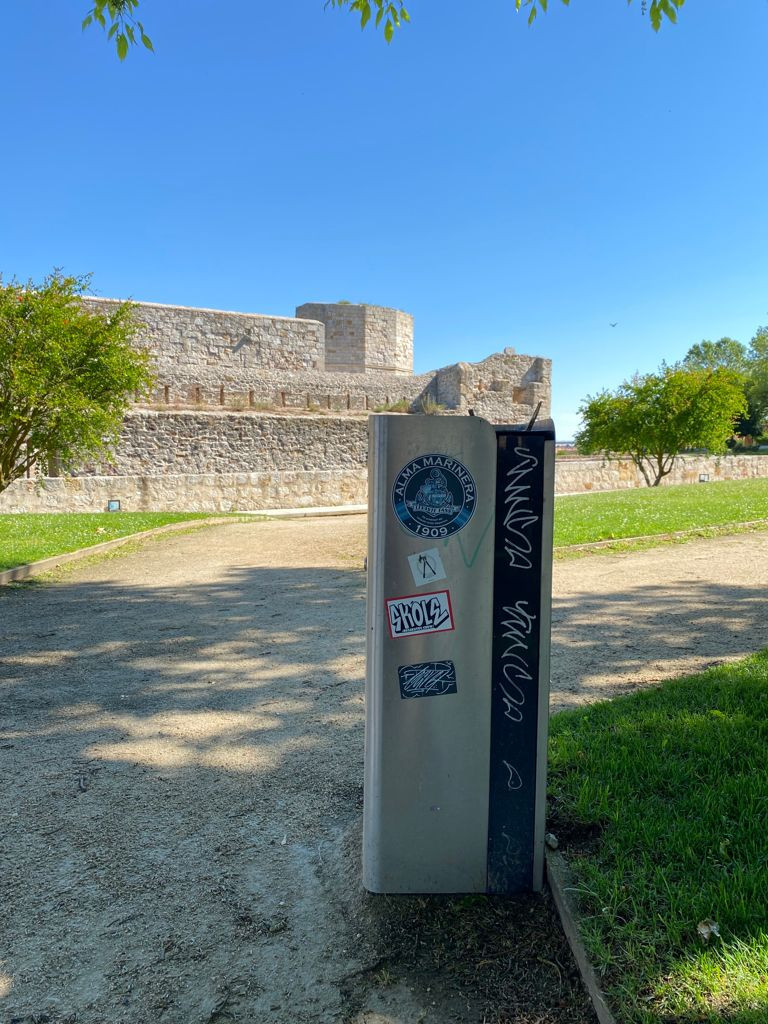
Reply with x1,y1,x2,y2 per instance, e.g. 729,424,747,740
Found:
554,454,768,493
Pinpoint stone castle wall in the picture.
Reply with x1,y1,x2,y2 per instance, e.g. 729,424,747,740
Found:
3,294,555,514
422,350,552,421
140,368,435,412
82,297,327,376
3,453,767,515
83,411,368,476
555,454,768,493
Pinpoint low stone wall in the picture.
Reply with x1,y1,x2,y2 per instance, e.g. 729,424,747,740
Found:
554,454,768,493
0,470,369,514
6,451,765,516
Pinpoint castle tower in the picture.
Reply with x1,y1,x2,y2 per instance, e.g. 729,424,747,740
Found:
296,302,413,375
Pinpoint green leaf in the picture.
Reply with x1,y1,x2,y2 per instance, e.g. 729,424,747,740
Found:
108,21,119,38
81,14,93,30
528,4,538,25
400,5,410,22
140,31,154,52
116,32,129,60
375,5,385,27
360,1,371,28
384,17,394,42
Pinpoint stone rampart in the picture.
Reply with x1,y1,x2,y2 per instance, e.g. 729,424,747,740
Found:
5,452,767,516
83,411,369,476
142,369,435,411
82,297,327,376
555,454,768,493
421,350,552,421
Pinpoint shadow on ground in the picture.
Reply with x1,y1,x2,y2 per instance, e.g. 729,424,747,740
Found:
551,576,768,709
4,538,765,1023
0,563,591,1024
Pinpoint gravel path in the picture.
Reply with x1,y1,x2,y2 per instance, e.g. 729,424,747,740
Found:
2,518,766,1024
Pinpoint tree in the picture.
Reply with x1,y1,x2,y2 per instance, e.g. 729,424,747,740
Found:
748,327,768,431
575,365,747,486
682,337,762,440
682,337,751,375
682,334,768,440
0,272,154,494
82,0,685,60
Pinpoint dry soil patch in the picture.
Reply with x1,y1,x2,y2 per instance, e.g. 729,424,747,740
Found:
3,519,766,1024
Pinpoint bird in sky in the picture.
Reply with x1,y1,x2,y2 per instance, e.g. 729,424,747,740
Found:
609,322,618,327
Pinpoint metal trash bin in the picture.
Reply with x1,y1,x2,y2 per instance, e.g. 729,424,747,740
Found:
363,413,554,894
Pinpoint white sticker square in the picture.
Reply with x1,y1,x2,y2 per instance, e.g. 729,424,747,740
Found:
386,590,454,639
406,548,447,587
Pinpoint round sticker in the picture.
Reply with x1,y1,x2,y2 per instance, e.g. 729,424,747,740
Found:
392,454,477,538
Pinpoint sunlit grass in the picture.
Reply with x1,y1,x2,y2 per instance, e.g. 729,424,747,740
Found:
549,652,768,1023
0,512,213,571
554,478,768,547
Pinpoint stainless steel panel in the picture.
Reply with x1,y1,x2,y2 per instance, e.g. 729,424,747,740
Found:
363,414,498,893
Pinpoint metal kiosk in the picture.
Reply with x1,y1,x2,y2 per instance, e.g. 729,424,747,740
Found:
363,412,555,894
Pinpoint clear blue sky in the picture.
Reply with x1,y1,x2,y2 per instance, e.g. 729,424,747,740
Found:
2,2,767,438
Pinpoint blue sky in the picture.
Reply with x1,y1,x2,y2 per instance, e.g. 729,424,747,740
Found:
2,1,767,438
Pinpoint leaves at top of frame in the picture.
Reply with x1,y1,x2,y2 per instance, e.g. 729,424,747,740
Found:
82,0,154,59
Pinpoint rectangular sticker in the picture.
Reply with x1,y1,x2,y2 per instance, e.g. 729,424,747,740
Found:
398,660,457,699
386,590,454,639
406,548,447,587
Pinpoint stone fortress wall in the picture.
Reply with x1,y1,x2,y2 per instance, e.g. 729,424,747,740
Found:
81,297,549,421
1,297,553,512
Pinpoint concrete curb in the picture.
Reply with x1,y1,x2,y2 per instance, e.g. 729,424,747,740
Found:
238,504,367,519
545,849,617,1024
0,518,233,586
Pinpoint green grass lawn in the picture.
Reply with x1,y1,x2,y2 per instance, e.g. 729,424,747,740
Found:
0,512,214,571
549,651,768,1023
554,478,768,547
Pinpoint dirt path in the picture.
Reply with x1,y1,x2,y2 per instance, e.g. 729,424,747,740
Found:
2,519,766,1024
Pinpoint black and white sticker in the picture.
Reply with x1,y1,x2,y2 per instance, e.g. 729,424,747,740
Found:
386,590,454,639
398,660,457,699
406,547,447,587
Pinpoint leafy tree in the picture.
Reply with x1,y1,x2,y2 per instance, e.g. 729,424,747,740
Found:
0,272,153,494
575,365,747,486
682,337,751,375
748,326,768,431
682,337,761,439
82,0,685,60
